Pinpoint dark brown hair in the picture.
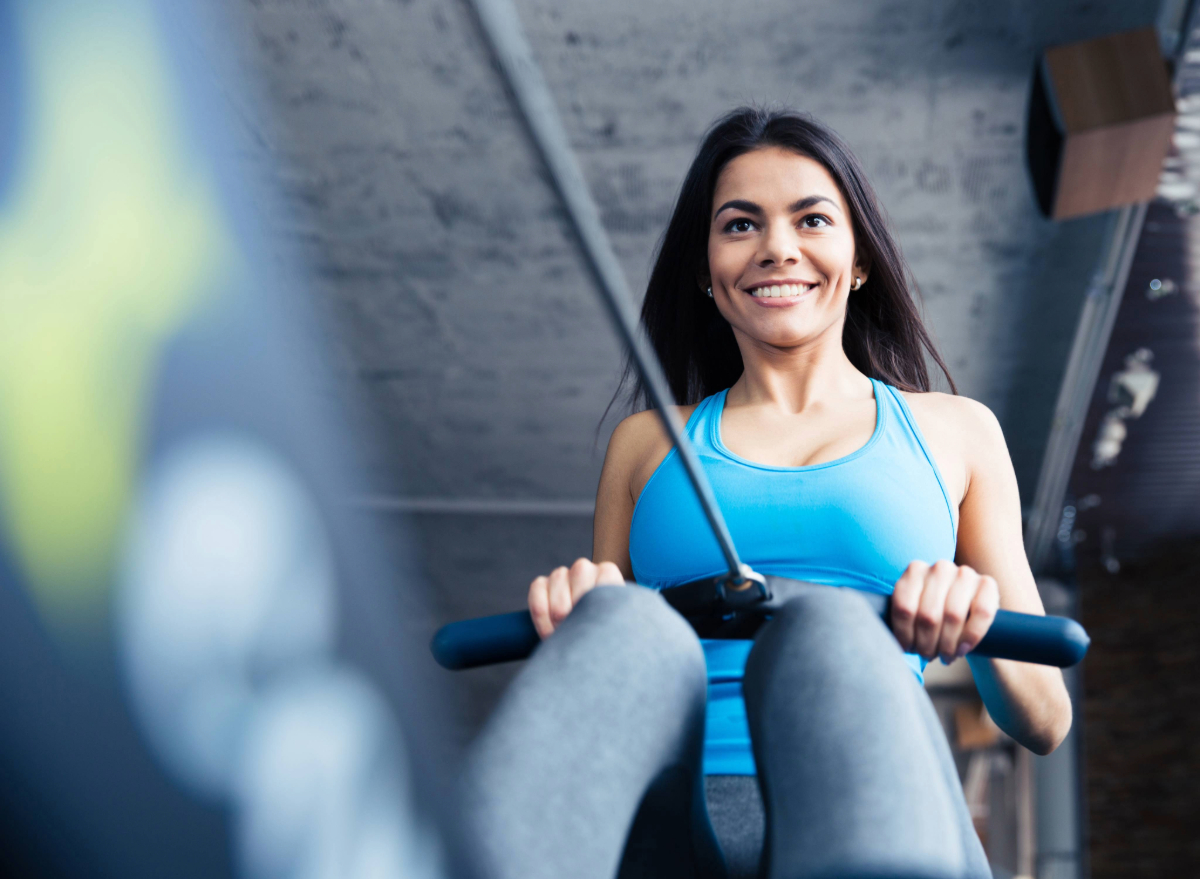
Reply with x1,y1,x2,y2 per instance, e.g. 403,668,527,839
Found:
620,106,954,409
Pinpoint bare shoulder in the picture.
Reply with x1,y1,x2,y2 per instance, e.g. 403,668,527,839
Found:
605,404,699,499
900,391,1002,441
898,392,1009,503
608,405,698,456
900,391,1011,467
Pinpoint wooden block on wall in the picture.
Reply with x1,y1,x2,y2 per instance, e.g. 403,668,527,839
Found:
1027,27,1176,220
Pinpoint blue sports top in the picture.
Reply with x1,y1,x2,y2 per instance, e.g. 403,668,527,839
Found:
628,379,958,775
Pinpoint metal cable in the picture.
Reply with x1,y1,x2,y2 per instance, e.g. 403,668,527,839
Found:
465,0,747,580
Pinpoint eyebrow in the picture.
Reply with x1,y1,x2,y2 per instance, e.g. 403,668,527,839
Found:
713,195,840,219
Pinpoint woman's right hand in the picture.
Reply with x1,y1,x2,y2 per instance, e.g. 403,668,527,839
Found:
528,557,625,639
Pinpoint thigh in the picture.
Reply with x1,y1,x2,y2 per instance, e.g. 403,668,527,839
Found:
912,686,992,879
460,586,721,879
742,588,973,879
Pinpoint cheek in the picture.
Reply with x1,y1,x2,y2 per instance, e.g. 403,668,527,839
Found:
810,238,858,280
708,240,748,282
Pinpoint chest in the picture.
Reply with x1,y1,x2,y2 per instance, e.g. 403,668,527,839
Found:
720,399,878,469
630,447,958,591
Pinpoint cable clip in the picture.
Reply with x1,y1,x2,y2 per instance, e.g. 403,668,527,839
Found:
714,565,770,608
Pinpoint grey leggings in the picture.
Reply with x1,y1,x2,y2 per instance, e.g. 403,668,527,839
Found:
460,586,991,879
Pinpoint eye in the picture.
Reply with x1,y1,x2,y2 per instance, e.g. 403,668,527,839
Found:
723,217,757,234
801,214,831,228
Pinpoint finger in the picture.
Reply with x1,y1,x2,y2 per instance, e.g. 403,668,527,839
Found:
528,575,554,640
913,559,958,659
547,566,573,629
567,557,598,603
958,575,1000,656
596,561,625,586
890,560,929,651
937,565,978,663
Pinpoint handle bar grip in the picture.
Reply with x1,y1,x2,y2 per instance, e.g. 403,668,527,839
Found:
971,608,1089,667
430,604,1090,671
431,610,539,670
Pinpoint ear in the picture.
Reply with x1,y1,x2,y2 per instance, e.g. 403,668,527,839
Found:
852,255,871,287
696,268,711,293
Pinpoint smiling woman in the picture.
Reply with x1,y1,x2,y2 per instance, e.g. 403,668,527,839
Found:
625,108,955,410
466,107,1072,879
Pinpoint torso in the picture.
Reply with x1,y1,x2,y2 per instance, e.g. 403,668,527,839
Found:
625,388,968,523
621,379,960,775
627,379,959,593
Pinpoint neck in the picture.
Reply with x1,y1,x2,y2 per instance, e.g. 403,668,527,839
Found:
727,321,871,412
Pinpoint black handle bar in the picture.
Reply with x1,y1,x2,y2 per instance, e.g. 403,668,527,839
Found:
430,576,1090,671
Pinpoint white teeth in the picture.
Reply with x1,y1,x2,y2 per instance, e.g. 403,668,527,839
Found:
750,283,816,297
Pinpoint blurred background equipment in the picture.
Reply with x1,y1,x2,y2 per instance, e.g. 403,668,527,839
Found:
1027,27,1176,220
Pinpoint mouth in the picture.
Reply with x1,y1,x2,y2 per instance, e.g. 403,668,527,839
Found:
744,281,819,299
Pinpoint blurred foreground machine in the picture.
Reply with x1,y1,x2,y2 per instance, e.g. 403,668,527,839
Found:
0,3,466,878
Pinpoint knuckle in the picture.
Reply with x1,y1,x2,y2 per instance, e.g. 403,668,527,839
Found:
915,611,939,631
597,562,623,584
974,585,999,610
942,608,964,627
932,559,957,574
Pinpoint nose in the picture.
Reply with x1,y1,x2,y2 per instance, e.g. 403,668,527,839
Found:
755,218,801,268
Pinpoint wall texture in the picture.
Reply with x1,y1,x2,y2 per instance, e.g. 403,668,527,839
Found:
215,0,1159,506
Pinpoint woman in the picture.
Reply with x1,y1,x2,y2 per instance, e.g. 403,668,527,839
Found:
463,108,1072,879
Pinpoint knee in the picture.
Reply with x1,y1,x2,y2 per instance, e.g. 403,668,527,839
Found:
565,586,706,684
771,587,883,638
746,587,899,681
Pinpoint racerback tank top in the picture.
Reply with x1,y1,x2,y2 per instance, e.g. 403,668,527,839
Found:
628,379,958,775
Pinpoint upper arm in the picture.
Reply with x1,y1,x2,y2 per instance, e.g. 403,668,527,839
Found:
593,420,638,579
952,399,1046,616
592,408,685,579
593,411,658,579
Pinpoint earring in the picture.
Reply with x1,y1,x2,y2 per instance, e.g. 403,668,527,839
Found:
851,277,863,291
705,286,713,298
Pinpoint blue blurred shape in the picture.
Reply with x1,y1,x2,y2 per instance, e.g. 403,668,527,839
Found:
0,1,19,205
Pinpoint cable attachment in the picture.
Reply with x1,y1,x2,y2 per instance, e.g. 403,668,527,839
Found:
714,565,770,608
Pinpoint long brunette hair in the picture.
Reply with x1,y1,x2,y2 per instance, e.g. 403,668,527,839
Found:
619,107,954,410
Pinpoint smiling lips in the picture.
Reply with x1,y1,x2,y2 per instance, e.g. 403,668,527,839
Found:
746,281,818,299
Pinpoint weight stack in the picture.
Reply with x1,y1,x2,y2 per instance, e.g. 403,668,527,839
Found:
1027,27,1176,220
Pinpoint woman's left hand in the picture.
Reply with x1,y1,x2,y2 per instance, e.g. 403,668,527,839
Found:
890,559,1000,664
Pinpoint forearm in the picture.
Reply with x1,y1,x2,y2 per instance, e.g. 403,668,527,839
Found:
966,654,1072,755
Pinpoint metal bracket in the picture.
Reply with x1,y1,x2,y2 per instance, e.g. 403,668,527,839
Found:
714,565,770,608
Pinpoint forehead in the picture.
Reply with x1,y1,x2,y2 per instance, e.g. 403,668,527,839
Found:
713,146,844,211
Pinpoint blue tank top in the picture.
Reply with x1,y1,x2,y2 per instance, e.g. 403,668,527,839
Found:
628,379,958,775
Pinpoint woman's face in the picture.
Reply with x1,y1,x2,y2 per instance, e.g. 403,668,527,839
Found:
706,146,866,351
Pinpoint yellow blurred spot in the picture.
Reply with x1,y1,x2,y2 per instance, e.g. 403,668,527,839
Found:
0,2,235,637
